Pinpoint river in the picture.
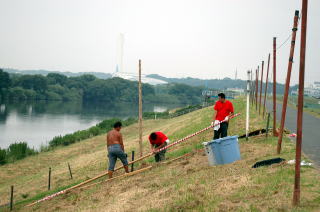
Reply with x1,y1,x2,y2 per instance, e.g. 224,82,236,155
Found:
0,100,185,150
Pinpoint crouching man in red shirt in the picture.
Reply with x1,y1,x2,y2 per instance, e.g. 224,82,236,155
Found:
213,93,234,140
149,131,170,162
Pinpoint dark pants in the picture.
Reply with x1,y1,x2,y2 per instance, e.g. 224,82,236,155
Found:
213,122,229,140
154,143,167,162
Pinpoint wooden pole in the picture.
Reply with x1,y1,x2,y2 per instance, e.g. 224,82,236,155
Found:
277,10,300,154
266,113,271,138
273,37,277,136
259,61,264,115
138,59,143,157
263,54,271,118
68,163,73,179
80,166,153,190
48,167,51,190
293,0,308,206
255,67,259,110
246,70,250,141
10,185,13,211
131,151,135,172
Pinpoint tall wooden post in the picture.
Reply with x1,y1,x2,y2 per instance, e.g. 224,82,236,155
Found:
48,167,51,190
293,0,308,206
273,37,277,136
266,113,271,138
10,185,14,211
131,151,135,172
68,163,73,179
255,67,259,110
277,10,300,154
259,61,264,115
263,54,271,118
138,60,143,157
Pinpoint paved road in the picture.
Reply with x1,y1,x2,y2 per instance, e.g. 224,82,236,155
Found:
266,101,320,167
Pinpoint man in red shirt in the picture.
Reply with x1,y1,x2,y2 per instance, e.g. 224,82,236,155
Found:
149,131,170,162
212,93,234,139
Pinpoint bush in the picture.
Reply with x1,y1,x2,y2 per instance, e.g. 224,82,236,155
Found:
48,117,138,148
6,142,37,162
89,126,101,137
49,135,64,146
0,148,6,165
143,111,169,119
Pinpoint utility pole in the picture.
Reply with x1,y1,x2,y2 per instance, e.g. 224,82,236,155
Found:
246,70,250,141
138,60,143,157
263,54,271,118
273,37,277,136
259,61,264,115
293,0,308,206
277,10,300,154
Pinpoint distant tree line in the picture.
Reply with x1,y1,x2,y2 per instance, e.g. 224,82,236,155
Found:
0,69,202,104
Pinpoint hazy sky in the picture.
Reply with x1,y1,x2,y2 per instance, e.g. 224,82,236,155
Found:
0,0,319,85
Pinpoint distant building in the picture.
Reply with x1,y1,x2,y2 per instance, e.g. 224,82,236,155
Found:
291,81,320,98
111,72,167,86
313,81,320,90
226,88,245,96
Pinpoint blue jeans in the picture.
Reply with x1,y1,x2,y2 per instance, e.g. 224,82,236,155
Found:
107,144,128,171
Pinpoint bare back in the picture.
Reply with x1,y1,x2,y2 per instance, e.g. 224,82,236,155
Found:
106,129,124,149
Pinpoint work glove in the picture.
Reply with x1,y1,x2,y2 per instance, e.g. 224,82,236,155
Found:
213,120,220,131
224,116,229,121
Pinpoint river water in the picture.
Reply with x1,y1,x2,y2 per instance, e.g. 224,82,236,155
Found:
0,100,184,150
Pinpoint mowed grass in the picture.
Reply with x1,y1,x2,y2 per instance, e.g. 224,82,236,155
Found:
1,99,320,212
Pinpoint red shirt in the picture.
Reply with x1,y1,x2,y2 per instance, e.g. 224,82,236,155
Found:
214,100,234,121
149,132,168,145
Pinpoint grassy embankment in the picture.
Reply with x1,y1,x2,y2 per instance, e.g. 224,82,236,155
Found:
0,99,319,211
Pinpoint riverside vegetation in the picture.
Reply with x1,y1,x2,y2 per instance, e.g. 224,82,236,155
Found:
0,98,319,211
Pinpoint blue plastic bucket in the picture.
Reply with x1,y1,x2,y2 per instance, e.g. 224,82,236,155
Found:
203,136,241,165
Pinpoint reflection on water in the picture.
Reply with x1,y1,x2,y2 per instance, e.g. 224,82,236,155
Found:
0,100,184,149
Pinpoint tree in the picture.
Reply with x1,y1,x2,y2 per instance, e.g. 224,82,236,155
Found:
47,73,68,86
16,75,48,92
0,69,11,93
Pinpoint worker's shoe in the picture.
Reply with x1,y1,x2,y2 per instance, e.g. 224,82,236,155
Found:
124,165,129,173
108,171,113,179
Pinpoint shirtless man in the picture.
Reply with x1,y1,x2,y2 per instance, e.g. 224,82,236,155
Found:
106,121,129,178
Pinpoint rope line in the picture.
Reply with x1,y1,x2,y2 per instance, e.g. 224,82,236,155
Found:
156,113,241,152
276,33,292,50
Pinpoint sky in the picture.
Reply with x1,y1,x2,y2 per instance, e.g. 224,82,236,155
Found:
0,0,319,86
